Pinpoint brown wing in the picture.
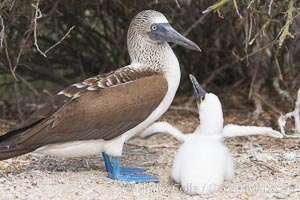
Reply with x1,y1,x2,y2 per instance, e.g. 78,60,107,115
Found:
21,66,154,127
16,75,168,149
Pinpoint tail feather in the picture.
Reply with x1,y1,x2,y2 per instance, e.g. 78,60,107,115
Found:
0,135,35,161
0,148,32,161
0,119,43,161
0,118,43,142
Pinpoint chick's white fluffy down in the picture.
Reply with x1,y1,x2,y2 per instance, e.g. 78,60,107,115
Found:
171,135,235,195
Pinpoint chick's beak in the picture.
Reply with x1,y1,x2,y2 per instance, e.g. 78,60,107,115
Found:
189,74,206,110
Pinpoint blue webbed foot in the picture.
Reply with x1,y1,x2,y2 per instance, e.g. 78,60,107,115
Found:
119,167,146,175
102,152,158,183
108,172,158,183
102,152,145,175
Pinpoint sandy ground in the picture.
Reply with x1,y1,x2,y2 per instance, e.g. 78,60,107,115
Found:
0,93,300,199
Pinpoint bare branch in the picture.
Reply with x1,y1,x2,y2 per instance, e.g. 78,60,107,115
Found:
278,89,300,137
252,94,263,119
201,65,231,88
268,0,274,16
8,0,15,10
249,75,265,119
174,0,180,8
279,0,295,48
0,15,4,48
31,2,75,57
249,19,273,45
255,93,282,115
202,0,231,14
4,39,18,80
233,0,242,19
44,26,75,55
273,77,294,103
247,0,255,9
16,74,40,97
13,81,22,118
32,2,46,57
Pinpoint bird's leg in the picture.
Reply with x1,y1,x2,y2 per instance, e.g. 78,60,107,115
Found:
102,152,145,175
102,152,113,176
108,156,158,183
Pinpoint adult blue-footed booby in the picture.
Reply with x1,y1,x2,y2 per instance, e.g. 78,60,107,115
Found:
0,10,200,183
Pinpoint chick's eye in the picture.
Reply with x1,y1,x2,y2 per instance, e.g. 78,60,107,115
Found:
201,96,205,101
151,25,157,31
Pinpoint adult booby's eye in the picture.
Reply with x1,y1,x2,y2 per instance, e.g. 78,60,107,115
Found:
151,25,157,31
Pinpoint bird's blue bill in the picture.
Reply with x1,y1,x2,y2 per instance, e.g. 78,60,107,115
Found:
148,23,201,51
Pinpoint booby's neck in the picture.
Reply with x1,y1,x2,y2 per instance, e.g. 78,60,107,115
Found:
127,34,179,75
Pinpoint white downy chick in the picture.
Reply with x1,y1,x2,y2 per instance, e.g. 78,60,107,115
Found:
140,75,283,195
171,75,234,194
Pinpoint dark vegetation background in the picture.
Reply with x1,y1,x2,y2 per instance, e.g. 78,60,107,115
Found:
0,0,299,127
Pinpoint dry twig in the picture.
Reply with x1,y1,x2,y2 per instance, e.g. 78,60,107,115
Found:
249,68,265,119
32,2,75,57
202,0,231,14
233,0,242,19
279,0,295,48
255,94,282,115
32,2,45,57
174,0,180,8
0,119,16,126
16,74,40,97
268,0,274,16
201,65,231,88
4,39,18,80
252,95,263,120
273,77,293,103
254,160,293,176
203,0,242,18
0,15,4,48
278,89,300,137
247,0,255,9
249,19,273,45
